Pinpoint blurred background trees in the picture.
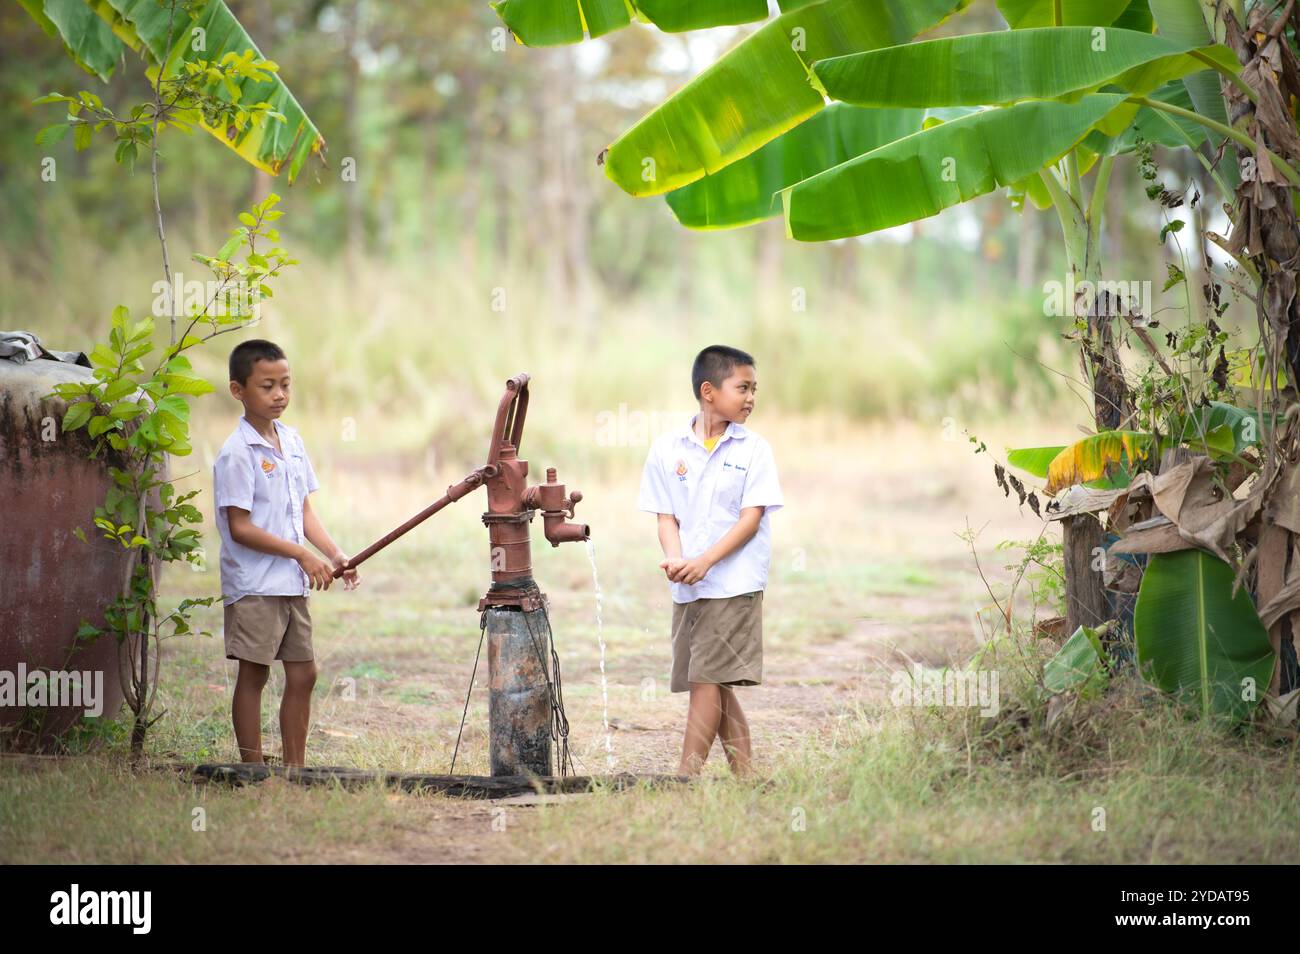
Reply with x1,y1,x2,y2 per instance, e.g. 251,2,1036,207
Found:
0,1,1241,443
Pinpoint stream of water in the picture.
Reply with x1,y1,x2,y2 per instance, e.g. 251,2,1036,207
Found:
585,538,614,770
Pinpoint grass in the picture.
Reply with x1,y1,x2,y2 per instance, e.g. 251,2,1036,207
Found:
7,666,1299,864
0,757,421,864
494,659,1300,865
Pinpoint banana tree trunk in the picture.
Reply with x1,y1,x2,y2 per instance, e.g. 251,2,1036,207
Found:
1218,5,1300,694
1063,512,1110,636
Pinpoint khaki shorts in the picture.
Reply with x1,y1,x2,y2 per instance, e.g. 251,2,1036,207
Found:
670,591,763,693
224,595,314,666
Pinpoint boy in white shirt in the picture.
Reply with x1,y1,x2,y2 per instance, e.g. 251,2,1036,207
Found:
212,339,359,767
638,345,783,776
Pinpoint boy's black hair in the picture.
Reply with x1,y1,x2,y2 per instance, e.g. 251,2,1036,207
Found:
691,345,755,400
229,339,287,385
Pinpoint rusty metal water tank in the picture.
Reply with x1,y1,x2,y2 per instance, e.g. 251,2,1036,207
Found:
0,354,133,747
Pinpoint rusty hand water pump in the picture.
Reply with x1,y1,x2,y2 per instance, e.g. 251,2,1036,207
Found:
335,374,589,777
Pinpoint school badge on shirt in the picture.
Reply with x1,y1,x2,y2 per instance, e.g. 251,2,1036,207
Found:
261,457,277,478
675,459,688,481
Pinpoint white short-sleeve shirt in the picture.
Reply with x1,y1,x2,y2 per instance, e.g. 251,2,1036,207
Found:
638,416,783,604
213,416,320,605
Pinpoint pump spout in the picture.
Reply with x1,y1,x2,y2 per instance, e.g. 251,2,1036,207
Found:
526,467,589,548
542,511,590,547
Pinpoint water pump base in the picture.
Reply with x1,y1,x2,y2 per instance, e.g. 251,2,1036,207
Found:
486,605,553,778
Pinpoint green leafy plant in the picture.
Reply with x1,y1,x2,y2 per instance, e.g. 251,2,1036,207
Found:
33,52,286,175
997,537,1066,619
49,193,296,758
26,0,317,760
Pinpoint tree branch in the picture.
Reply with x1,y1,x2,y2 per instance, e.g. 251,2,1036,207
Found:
153,0,179,346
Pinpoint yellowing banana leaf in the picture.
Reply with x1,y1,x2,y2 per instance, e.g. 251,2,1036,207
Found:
779,93,1135,241
811,27,1239,109
116,0,323,181
664,104,927,229
1044,429,1155,495
602,0,969,198
1008,442,1134,490
996,0,1131,28
21,0,324,181
490,0,771,46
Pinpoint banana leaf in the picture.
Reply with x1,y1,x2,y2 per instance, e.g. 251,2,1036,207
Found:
1007,445,1066,478
920,106,985,128
996,0,1131,28
490,0,770,46
1081,78,1207,156
996,0,1151,31
1166,400,1269,458
1044,429,1154,495
1147,0,1238,188
1111,0,1154,32
779,93,1135,241
1007,169,1056,210
811,27,1240,109
1225,348,1288,390
664,103,976,231
21,0,324,181
1134,549,1275,721
1012,405,1265,495
1043,624,1110,698
22,0,122,80
1008,441,1135,491
490,0,632,44
664,104,927,229
601,0,969,197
